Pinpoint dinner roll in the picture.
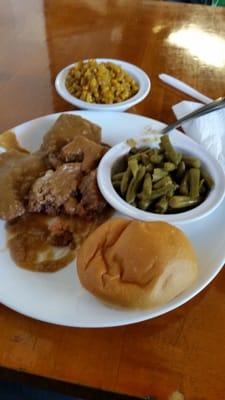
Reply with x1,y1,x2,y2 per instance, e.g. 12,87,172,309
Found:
77,219,198,309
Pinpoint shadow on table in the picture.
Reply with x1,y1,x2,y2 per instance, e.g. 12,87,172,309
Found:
0,381,81,400
0,368,152,400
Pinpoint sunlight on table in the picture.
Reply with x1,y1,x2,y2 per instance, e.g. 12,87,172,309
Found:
167,25,225,68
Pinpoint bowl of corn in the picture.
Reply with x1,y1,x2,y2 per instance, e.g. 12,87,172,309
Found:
55,58,150,111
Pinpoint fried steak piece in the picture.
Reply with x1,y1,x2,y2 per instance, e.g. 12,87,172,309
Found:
0,150,46,221
60,135,108,172
41,114,101,168
28,163,82,215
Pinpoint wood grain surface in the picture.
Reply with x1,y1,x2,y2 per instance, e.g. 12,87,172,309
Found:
1,1,225,399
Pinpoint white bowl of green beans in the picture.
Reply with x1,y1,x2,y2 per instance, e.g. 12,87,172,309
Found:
97,133,225,225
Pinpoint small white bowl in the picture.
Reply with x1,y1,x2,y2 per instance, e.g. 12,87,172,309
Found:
55,58,150,112
97,134,225,225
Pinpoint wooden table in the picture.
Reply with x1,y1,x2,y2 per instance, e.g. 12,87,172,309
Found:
1,1,225,399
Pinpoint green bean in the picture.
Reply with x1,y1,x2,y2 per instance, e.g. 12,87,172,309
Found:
112,172,124,181
150,154,163,164
137,146,150,153
176,153,182,165
176,161,186,180
164,162,176,172
128,153,142,162
189,168,200,199
143,174,152,196
126,166,146,203
120,168,132,196
128,158,139,177
138,199,152,210
146,163,153,172
127,139,137,148
143,172,152,190
169,196,200,209
154,196,168,214
152,168,168,182
129,146,149,156
179,172,189,196
153,176,173,189
160,135,181,165
138,173,152,200
148,148,158,156
167,185,177,199
141,153,150,165
200,169,214,189
144,148,153,156
182,156,201,169
150,184,174,201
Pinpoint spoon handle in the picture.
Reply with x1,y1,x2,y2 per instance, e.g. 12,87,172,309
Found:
159,74,212,104
161,97,225,134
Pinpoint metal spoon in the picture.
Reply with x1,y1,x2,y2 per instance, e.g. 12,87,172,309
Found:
161,97,225,134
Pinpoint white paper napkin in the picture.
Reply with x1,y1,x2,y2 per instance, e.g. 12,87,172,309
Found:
172,101,225,173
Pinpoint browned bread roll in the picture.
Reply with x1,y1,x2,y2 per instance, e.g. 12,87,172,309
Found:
77,219,198,309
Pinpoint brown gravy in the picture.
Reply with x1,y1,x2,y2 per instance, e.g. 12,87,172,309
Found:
6,211,111,272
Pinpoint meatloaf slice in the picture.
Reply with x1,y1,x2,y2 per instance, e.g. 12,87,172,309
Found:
28,163,82,215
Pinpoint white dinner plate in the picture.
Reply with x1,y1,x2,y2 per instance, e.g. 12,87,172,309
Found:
0,111,225,327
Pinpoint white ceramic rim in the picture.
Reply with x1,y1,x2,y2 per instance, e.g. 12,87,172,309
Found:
97,133,225,225
55,58,151,110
